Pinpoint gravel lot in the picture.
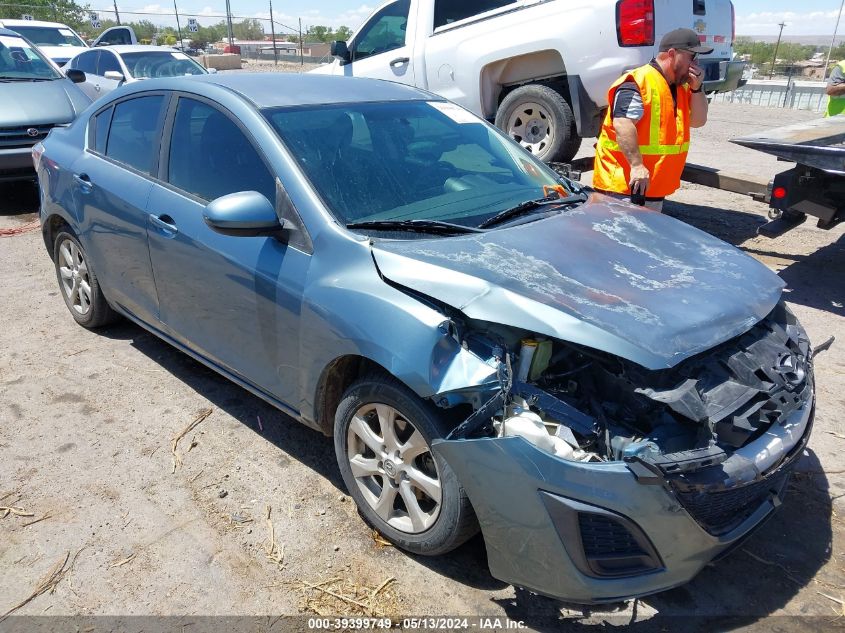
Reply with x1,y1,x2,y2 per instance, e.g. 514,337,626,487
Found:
0,94,843,631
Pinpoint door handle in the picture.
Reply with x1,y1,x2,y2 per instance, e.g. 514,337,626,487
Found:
389,56,410,68
149,213,178,236
73,173,93,192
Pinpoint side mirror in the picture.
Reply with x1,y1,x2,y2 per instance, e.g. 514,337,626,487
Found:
204,191,286,237
65,68,86,83
104,70,125,84
207,67,217,74
330,40,351,63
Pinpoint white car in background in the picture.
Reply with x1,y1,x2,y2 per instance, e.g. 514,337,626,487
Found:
65,44,211,100
0,19,137,67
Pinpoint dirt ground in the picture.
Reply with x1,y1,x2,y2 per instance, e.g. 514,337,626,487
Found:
0,100,843,631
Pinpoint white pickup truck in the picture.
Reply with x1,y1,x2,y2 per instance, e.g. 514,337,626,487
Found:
311,0,743,163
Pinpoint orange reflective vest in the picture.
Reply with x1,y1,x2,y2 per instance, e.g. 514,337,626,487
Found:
593,64,691,198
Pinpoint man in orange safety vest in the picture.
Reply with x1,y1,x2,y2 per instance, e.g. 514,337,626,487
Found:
593,28,712,212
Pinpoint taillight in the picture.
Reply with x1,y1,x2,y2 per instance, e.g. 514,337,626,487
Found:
31,141,45,171
773,186,787,199
730,1,735,45
616,0,655,47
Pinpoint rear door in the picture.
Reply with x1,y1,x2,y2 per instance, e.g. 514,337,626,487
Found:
335,0,416,85
70,94,166,323
94,49,124,95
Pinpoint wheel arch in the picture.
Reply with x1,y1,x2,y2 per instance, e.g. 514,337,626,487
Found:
480,50,568,119
41,214,74,256
313,354,395,436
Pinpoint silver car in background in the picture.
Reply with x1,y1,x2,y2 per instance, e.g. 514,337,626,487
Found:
0,27,90,182
65,45,209,100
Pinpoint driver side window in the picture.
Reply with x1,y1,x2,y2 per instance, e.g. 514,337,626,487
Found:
350,0,410,63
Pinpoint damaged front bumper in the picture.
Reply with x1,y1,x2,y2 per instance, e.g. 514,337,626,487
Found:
432,390,814,604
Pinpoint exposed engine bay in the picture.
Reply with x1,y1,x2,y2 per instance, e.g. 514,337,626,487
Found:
443,301,813,473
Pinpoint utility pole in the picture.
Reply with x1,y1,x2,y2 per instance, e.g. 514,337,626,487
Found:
769,22,786,79
225,0,234,48
173,0,183,49
269,0,277,65
113,0,120,24
299,17,303,66
824,0,845,81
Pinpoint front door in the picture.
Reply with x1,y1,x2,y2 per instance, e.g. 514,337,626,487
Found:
339,0,416,85
146,96,311,407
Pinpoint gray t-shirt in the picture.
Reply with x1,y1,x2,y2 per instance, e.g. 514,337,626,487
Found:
828,64,845,87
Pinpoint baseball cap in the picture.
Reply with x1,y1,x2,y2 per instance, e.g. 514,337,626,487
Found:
659,28,714,55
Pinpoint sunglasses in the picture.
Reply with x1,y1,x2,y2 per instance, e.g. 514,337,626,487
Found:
678,49,698,61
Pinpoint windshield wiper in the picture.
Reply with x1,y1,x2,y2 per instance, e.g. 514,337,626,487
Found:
346,219,483,235
0,76,53,82
477,192,588,229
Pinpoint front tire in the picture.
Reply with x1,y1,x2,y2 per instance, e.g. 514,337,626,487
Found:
334,375,478,556
495,84,581,163
53,230,117,328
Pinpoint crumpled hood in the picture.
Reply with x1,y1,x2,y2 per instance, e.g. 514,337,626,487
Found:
0,79,89,127
371,196,785,370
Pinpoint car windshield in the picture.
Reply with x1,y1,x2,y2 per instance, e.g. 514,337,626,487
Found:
121,51,207,78
0,34,61,79
264,100,580,230
9,25,85,47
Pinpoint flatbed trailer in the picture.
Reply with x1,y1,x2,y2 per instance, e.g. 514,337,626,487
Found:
683,116,845,237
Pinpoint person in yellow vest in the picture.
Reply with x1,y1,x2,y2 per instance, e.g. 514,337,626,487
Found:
593,28,713,212
825,60,845,116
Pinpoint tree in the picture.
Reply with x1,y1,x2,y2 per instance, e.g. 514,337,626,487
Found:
232,18,264,40
128,19,157,42
335,26,352,41
0,0,87,29
305,25,353,43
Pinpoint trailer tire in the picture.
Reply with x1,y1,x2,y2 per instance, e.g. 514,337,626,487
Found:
495,84,581,163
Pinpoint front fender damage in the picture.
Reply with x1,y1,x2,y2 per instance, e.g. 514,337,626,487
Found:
423,301,815,604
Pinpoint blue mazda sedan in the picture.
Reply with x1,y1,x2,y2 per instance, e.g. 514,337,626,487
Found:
35,74,814,604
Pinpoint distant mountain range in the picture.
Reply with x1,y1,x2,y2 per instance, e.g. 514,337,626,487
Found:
739,34,845,47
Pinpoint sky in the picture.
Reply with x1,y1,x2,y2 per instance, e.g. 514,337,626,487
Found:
92,1,845,39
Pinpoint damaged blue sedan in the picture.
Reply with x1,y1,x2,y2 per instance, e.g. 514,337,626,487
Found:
35,74,814,603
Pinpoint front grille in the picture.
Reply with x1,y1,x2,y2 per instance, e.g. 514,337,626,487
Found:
578,513,645,558
0,125,54,149
672,466,793,536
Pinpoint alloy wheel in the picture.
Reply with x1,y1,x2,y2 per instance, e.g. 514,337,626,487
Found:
346,403,442,533
58,238,92,316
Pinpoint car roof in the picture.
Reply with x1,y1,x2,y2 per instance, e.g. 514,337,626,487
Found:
0,19,76,28
134,73,443,109
99,45,181,55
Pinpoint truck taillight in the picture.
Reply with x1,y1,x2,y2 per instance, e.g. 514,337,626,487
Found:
616,0,655,47
730,1,735,45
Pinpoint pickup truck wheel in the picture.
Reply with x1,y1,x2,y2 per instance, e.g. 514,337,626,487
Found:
495,84,581,163
53,231,118,328
334,375,478,556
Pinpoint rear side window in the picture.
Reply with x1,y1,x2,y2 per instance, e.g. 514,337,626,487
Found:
167,97,275,202
71,50,98,74
98,51,121,74
433,0,515,28
93,106,113,154
105,95,164,175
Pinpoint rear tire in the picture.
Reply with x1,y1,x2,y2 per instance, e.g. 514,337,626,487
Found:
334,374,478,556
53,231,117,328
495,84,582,163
